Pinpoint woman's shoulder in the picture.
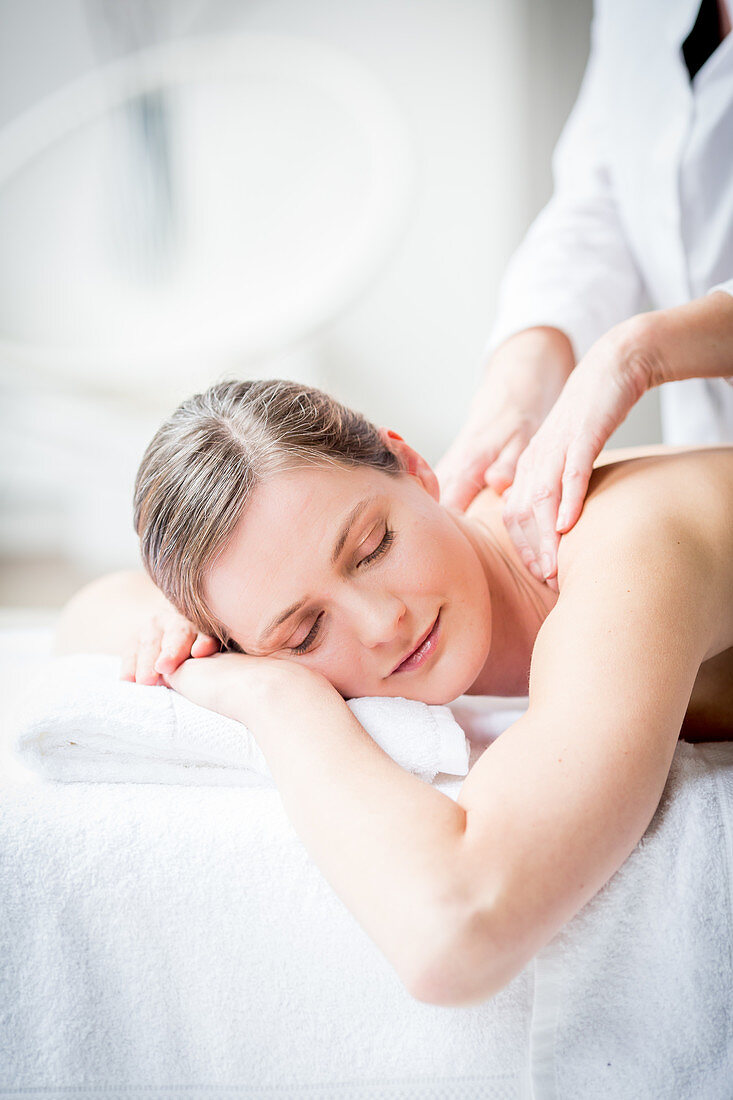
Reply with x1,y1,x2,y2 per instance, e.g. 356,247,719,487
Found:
558,444,733,652
584,444,733,523
592,442,733,471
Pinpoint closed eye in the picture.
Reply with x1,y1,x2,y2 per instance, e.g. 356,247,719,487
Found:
359,526,395,568
289,612,324,655
289,526,396,656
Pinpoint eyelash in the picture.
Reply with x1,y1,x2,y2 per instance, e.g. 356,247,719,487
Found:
289,526,396,655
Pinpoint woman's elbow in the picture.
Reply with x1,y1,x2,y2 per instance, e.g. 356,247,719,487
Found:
405,909,524,1008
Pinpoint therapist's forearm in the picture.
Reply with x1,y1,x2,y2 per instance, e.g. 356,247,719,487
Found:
484,326,576,410
232,674,469,995
622,291,733,389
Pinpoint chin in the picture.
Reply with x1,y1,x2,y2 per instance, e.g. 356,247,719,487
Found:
395,657,486,707
333,643,488,705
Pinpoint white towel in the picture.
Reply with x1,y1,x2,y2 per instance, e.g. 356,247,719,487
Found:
529,740,733,1099
10,653,470,786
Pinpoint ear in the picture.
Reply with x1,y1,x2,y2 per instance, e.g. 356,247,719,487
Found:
378,427,440,502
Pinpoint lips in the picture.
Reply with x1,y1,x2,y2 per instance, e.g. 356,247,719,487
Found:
390,611,441,675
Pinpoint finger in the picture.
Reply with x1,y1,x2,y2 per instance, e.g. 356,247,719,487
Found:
529,464,565,581
437,445,502,511
508,447,554,583
535,517,561,581
439,458,492,511
154,621,198,674
556,439,597,533
190,633,219,658
135,627,165,685
503,483,545,584
440,476,484,512
120,648,137,682
483,434,526,494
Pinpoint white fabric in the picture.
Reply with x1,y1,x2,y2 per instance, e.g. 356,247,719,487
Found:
9,653,470,786
487,0,733,445
2,626,732,1097
530,741,733,1099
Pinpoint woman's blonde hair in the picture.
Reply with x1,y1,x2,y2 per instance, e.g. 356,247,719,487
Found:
133,378,402,646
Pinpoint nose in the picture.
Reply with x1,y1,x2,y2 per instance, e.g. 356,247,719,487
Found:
347,587,407,649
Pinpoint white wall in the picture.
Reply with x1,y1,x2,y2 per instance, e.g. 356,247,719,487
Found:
0,0,661,577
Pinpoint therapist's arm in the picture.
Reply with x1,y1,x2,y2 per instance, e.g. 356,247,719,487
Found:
437,2,644,511
435,327,575,510
502,289,733,587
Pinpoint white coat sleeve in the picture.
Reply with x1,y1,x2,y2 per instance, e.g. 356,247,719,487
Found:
487,3,645,362
708,281,733,383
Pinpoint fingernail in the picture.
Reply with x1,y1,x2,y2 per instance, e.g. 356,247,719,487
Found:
541,554,553,578
556,507,568,531
528,561,543,583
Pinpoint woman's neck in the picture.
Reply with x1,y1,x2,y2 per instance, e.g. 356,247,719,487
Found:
450,491,558,696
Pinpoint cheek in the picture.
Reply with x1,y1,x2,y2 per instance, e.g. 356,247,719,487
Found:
307,630,362,687
388,518,448,589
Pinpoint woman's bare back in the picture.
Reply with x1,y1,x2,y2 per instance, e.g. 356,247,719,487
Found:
586,445,733,741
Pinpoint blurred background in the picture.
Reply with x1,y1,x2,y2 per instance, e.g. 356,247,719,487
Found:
0,0,662,616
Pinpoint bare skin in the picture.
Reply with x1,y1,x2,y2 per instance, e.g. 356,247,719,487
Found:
55,442,733,1007
460,444,733,740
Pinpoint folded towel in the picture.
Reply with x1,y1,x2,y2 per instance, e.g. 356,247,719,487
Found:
10,653,470,786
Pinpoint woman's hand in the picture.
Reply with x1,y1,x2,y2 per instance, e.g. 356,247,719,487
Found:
501,320,649,589
120,605,219,685
436,327,575,511
163,651,333,727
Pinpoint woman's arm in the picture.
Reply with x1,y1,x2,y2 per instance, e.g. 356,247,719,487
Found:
434,499,726,1006
165,496,719,1008
54,571,218,682
57,572,470,998
162,653,469,999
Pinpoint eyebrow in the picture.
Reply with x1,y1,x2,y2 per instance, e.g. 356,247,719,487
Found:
256,495,376,647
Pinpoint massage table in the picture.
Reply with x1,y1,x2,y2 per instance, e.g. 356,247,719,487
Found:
1,618,731,1099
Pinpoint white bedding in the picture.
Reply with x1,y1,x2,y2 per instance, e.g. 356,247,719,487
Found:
1,623,731,1099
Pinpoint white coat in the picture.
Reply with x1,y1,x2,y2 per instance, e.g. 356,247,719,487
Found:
488,0,733,445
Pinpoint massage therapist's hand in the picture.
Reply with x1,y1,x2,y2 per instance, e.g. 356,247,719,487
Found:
436,327,575,511
502,320,650,590
120,604,219,686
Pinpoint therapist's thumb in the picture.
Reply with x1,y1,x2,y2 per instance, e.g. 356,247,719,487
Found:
436,452,492,511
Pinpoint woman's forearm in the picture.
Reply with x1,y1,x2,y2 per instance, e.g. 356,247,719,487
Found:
54,570,171,657
211,664,469,997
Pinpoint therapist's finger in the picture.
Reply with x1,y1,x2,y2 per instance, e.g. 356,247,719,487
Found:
525,445,567,582
483,434,526,494
556,437,599,534
438,447,499,511
503,477,545,584
532,486,563,582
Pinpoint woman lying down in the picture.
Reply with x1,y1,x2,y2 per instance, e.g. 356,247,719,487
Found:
56,379,733,1007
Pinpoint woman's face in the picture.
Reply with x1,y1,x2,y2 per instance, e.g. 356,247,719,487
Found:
204,437,492,703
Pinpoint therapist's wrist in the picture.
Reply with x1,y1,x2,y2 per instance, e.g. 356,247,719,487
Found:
617,292,733,392
607,313,665,397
